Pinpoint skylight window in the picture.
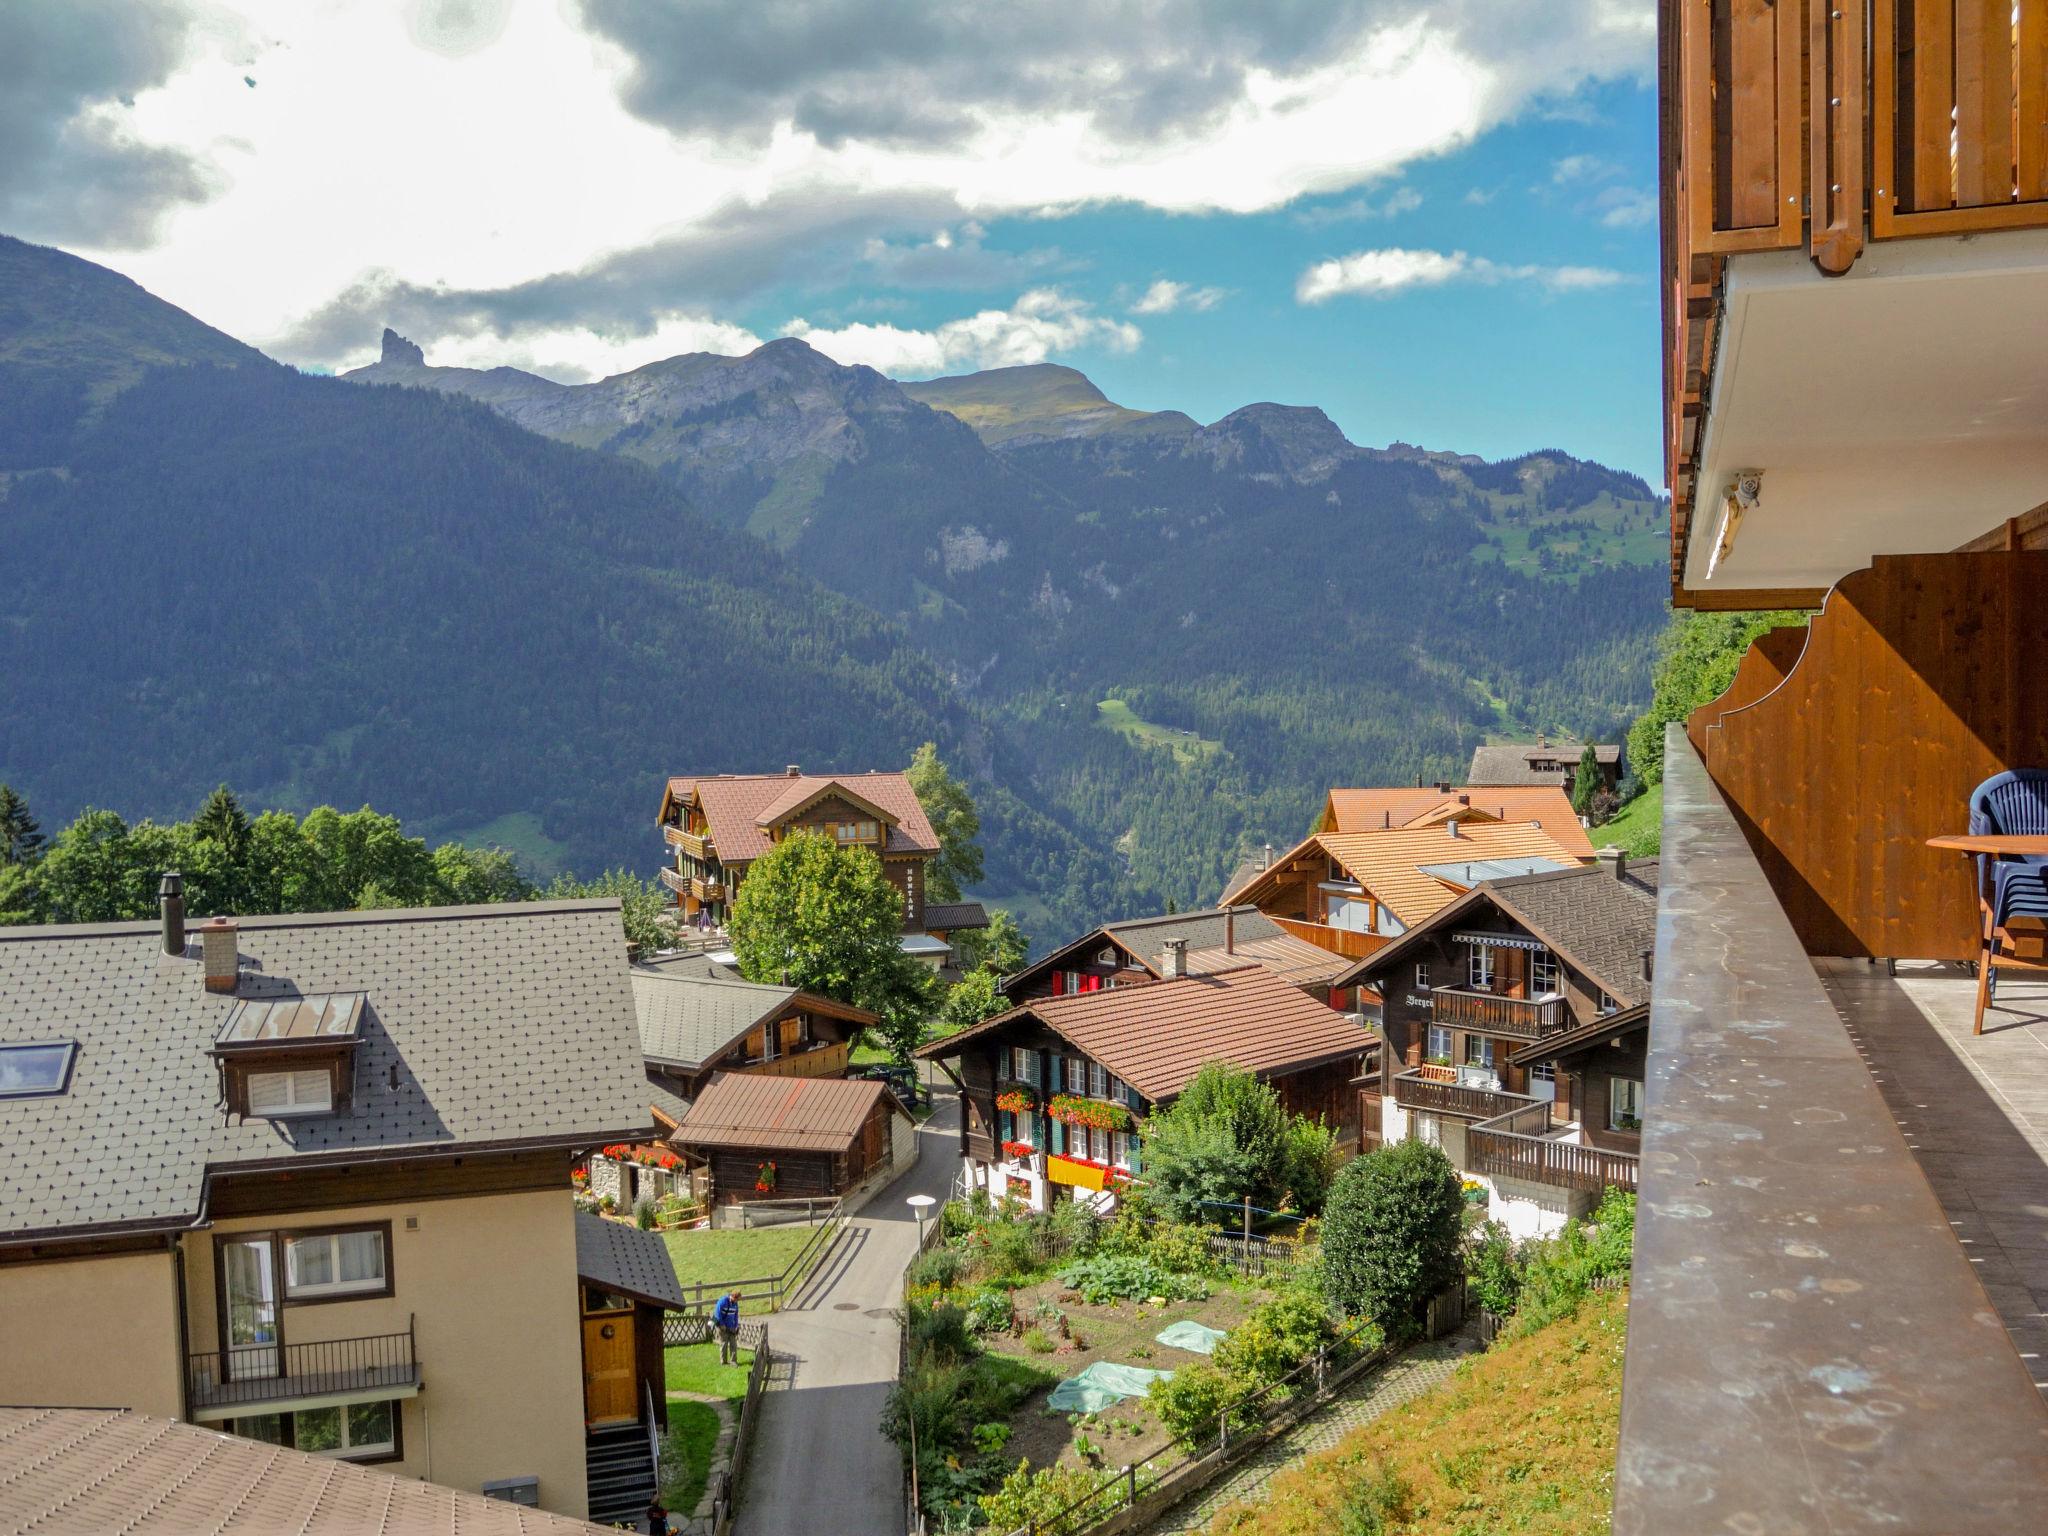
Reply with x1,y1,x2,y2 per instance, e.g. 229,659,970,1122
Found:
0,1041,78,1098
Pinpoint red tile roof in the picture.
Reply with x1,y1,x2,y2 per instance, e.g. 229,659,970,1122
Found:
666,770,941,864
919,965,1370,1103
669,1071,910,1153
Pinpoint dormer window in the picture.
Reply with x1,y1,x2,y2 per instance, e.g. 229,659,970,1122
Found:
212,993,366,1120
0,1040,77,1098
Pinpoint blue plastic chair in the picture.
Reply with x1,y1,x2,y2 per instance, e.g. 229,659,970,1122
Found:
1968,770,2048,1032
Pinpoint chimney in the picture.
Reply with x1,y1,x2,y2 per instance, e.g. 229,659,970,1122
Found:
1596,846,1628,881
1457,793,1470,807
1448,819,1461,839
1382,810,1391,829
159,871,185,957
1223,910,1235,955
784,764,801,777
1641,947,1654,983
1436,781,1451,794
1262,842,1274,871
201,917,239,994
1160,938,1188,980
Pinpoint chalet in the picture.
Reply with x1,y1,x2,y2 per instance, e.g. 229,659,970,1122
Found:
1316,784,1596,855
1221,813,1589,966
655,766,986,966
1002,905,1353,1007
916,963,1374,1213
1339,854,1654,1239
667,1072,917,1208
1466,737,1622,791
0,888,663,1524
632,964,876,1106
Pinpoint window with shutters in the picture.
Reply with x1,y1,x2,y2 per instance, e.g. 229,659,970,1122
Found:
247,1068,333,1117
1012,1047,1035,1082
1089,1062,1108,1098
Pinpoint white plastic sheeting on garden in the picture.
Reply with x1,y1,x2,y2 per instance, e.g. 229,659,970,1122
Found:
1045,1361,1174,1413
1154,1320,1228,1355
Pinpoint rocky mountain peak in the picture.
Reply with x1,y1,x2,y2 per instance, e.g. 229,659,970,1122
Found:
380,328,425,366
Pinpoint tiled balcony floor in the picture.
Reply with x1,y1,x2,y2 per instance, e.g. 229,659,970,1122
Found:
1817,956,2048,1391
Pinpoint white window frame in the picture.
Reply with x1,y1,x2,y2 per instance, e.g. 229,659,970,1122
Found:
1467,945,1496,991
284,1229,388,1299
1530,949,1561,995
247,1068,333,1118
1465,1034,1496,1069
295,1399,398,1460
1426,1024,1452,1062
1610,1076,1645,1130
1089,1062,1108,1099
1414,962,1430,989
1012,1046,1035,1083
1598,989,1619,1016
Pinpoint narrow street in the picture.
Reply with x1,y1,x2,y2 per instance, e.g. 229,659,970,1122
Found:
734,1086,959,1536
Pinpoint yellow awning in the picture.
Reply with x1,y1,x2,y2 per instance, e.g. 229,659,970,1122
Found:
1046,1155,1106,1191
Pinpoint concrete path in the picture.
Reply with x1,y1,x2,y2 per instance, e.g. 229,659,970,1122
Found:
734,1089,960,1536
1140,1324,1481,1534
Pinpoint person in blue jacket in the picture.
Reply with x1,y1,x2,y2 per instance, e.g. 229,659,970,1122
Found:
712,1290,741,1364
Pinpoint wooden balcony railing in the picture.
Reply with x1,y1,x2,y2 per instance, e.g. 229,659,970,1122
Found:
664,825,715,860
1468,1106,1639,1194
1428,986,1566,1041
741,1040,849,1080
658,866,688,896
1271,916,1390,962
689,876,725,904
187,1319,419,1412
1660,1,2048,585
1391,1066,1539,1122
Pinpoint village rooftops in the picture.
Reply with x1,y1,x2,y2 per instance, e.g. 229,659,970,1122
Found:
670,1071,911,1155
1319,784,1597,858
920,964,1371,1103
0,1406,619,1535
1467,738,1621,787
1004,905,1349,998
659,767,941,864
630,967,877,1071
573,1210,690,1311
0,901,653,1249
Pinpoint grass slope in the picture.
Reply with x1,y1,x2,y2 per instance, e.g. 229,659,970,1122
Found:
662,1225,816,1297
1596,785,1662,859
1208,1287,1628,1536
1097,698,1224,765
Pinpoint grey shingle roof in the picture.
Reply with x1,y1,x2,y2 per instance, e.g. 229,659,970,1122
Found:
632,971,798,1069
1467,738,1622,786
922,901,989,931
574,1211,688,1310
1484,863,1660,1007
647,1078,694,1127
0,901,652,1243
1102,905,1287,956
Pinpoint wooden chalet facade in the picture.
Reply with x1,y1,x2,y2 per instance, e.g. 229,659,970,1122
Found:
1341,855,1653,1238
655,766,985,963
1002,905,1353,1008
667,1072,916,1208
631,963,878,1110
917,965,1374,1213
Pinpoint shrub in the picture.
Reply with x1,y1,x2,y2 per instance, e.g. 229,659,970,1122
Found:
1213,1289,1338,1393
980,1220,1043,1280
908,1246,963,1292
1280,1117,1338,1215
1057,1254,1209,1305
907,1300,978,1367
964,1288,1014,1335
1041,1195,1103,1255
880,1356,972,1495
1148,1361,1257,1450
1506,1189,1635,1339
1335,1463,1409,1536
1321,1140,1464,1336
1023,1326,1055,1354
1465,1220,1524,1317
634,1200,656,1231
976,1460,1103,1536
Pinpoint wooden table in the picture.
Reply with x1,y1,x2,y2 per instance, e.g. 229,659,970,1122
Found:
1927,834,2048,856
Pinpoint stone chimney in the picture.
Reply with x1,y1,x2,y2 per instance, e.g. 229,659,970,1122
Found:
1448,819,1461,840
1436,781,1452,794
1262,842,1274,870
784,764,801,777
1457,793,1470,807
159,871,185,957
201,917,239,994
1596,846,1628,881
1160,938,1188,980
1223,910,1236,954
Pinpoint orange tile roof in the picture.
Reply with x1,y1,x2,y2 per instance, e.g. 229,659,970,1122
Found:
1321,785,1596,858
0,1407,616,1534
919,965,1370,1102
670,1070,909,1153
1181,931,1349,988
1317,822,1587,926
666,769,940,864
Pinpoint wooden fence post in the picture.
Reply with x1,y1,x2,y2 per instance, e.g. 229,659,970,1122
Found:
1125,1463,1137,1507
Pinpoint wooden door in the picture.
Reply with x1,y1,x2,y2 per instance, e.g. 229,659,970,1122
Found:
583,1310,638,1425
1501,948,1526,999
863,1109,887,1169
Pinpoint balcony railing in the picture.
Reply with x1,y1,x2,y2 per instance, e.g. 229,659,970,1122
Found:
1427,985,1566,1041
689,876,724,903
741,1040,849,1080
1660,0,2048,581
1270,916,1390,962
1391,1065,1537,1122
1468,1100,1638,1194
664,825,715,860
658,866,688,896
187,1319,420,1413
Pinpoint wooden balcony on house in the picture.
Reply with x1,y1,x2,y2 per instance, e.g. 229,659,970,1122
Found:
740,1040,849,1080
1271,916,1390,962
665,824,715,860
187,1321,420,1418
1428,985,1566,1041
1661,0,2048,597
658,866,688,897
1468,1101,1638,1193
689,875,724,904
1391,1064,1538,1122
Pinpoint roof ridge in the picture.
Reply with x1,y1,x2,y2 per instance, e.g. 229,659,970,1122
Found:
0,898,623,942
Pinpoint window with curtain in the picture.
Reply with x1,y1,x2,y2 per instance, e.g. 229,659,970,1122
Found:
284,1228,388,1298
1609,1076,1644,1130
1427,1024,1451,1061
1531,949,1561,995
1467,946,1496,990
246,1068,332,1117
1464,1035,1495,1069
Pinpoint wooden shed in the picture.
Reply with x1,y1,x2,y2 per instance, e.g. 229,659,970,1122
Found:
668,1072,916,1206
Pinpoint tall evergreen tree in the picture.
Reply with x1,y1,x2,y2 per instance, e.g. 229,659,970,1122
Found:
193,784,252,863
0,785,44,866
1570,745,1601,815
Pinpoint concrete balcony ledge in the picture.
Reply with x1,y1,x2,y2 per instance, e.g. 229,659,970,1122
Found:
1616,730,2048,1533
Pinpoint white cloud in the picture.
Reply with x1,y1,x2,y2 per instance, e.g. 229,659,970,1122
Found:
1129,279,1226,315
1593,185,1657,228
1293,185,1423,227
784,289,1142,376
1551,153,1618,184
416,313,765,383
1296,247,1631,303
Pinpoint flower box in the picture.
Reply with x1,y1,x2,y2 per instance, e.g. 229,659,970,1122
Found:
1047,1094,1131,1132
994,1086,1037,1115
1000,1140,1038,1162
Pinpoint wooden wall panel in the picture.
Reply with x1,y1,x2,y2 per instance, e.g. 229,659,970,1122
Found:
1686,622,1809,758
1703,552,2048,959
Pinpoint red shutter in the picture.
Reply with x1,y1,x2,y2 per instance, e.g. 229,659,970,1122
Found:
1083,974,1101,993
1050,973,1065,996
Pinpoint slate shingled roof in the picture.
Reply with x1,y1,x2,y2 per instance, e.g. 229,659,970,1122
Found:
1337,860,1659,1005
922,901,990,931
0,901,652,1245
921,965,1371,1103
575,1211,689,1310
665,770,941,865
0,1407,617,1534
1005,906,1332,997
630,969,876,1070
1467,738,1622,787
671,1071,909,1153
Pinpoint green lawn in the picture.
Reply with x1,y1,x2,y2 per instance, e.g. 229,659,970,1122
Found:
658,1399,725,1514
1596,785,1662,858
1096,698,1224,765
661,1224,817,1305
664,1340,755,1401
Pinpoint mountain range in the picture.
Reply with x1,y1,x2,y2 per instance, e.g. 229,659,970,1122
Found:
0,233,1667,932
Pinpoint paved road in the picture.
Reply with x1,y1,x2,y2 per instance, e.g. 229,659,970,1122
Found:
1140,1324,1481,1534
735,1088,959,1536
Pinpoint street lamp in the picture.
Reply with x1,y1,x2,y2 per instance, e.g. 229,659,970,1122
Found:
906,1193,936,1247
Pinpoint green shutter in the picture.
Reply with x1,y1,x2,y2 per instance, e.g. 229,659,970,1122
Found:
1050,1118,1065,1156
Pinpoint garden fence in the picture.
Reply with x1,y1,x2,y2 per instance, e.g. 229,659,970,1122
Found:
659,1197,846,1320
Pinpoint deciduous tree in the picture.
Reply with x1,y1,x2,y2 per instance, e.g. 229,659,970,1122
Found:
1321,1140,1465,1335
729,830,909,1011
908,742,983,903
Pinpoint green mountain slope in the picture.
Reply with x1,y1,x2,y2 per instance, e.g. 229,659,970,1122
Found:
899,362,1188,446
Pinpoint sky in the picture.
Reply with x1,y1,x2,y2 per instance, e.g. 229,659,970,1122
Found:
2,0,1665,479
